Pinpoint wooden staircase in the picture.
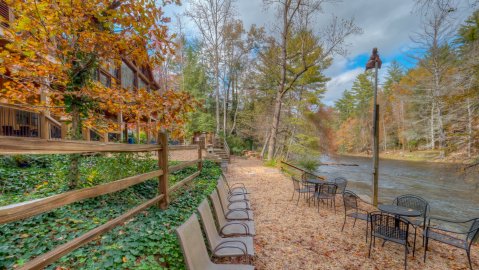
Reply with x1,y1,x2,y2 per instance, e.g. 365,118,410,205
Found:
205,138,230,168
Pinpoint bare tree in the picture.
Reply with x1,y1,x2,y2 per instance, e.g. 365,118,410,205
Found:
410,0,457,150
263,0,361,160
186,0,234,135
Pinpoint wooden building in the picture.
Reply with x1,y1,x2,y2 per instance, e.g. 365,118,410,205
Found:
0,1,162,143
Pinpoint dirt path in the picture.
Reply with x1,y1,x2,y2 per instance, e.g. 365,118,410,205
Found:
224,158,478,270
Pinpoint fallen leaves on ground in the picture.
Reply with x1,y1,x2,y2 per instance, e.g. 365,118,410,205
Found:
224,158,479,270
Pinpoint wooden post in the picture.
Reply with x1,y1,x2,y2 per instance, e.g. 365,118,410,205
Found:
102,133,109,143
83,127,91,141
136,120,140,144
197,145,203,171
39,112,49,139
158,131,169,209
60,120,68,140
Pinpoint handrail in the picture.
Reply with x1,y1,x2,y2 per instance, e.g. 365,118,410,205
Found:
280,160,325,180
0,136,162,154
45,114,62,127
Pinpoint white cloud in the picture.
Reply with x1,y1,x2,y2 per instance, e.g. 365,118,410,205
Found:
165,0,474,104
324,67,363,106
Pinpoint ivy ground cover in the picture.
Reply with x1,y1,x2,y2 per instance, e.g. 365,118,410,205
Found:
0,154,220,269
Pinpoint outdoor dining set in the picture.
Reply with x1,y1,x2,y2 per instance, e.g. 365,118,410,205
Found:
291,173,479,270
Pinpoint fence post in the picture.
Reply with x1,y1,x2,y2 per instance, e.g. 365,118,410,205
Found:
197,145,203,171
39,112,49,139
158,131,169,209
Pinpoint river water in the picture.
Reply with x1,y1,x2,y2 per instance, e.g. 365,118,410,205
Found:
317,155,479,222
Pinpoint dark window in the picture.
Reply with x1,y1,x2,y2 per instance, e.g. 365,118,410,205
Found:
0,1,9,27
138,78,148,91
99,71,111,87
121,61,135,91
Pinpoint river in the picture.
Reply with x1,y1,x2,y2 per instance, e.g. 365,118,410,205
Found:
317,155,479,223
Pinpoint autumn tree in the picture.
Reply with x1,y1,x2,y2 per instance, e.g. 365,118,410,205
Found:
186,0,234,135
263,0,361,160
0,0,196,188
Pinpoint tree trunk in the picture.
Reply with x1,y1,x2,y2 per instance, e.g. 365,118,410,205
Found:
436,103,446,149
267,91,283,160
467,98,472,158
430,102,435,150
267,2,288,161
382,111,387,151
215,59,220,135
68,103,82,190
260,131,271,159
223,75,231,138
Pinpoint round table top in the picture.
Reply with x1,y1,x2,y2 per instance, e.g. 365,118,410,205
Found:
378,204,421,217
305,178,324,185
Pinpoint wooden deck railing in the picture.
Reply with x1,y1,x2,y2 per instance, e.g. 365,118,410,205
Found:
280,160,326,180
0,134,203,270
0,104,62,140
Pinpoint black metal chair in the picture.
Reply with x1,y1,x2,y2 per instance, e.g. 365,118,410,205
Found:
301,172,317,192
291,176,311,205
333,177,348,195
341,190,371,242
369,211,411,270
424,217,479,270
393,194,429,253
313,183,337,213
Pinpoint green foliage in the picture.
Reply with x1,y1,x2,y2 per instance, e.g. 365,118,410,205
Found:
185,111,215,137
225,135,249,155
0,154,159,206
263,159,278,167
297,156,320,172
0,158,221,270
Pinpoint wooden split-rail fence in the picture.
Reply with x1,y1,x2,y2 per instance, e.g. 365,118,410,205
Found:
0,133,203,269
280,160,326,180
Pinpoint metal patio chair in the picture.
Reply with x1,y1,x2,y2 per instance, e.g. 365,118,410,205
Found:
197,200,254,263
369,211,411,270
333,177,348,195
341,190,372,242
424,217,479,270
312,183,337,213
291,176,312,205
220,173,249,195
217,183,251,210
209,191,255,237
217,179,249,203
175,214,254,270
214,188,254,221
393,194,429,254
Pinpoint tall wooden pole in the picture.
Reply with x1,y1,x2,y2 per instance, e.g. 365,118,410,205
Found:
197,144,203,172
372,61,379,206
158,131,169,209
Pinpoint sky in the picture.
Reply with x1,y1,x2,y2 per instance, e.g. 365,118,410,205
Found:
163,0,474,106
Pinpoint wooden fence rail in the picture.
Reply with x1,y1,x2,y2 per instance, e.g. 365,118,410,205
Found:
0,133,204,270
280,160,326,180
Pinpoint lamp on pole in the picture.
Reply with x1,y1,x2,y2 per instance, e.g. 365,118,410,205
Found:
365,48,382,206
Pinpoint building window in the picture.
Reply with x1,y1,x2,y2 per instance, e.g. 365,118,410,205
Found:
121,61,135,91
99,71,111,87
0,1,10,28
138,78,148,91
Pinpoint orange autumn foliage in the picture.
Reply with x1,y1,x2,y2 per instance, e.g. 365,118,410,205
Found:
0,0,195,136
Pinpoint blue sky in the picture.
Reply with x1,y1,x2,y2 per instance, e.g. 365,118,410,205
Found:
163,0,473,106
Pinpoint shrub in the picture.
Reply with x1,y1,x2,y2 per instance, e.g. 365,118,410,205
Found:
297,156,320,172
